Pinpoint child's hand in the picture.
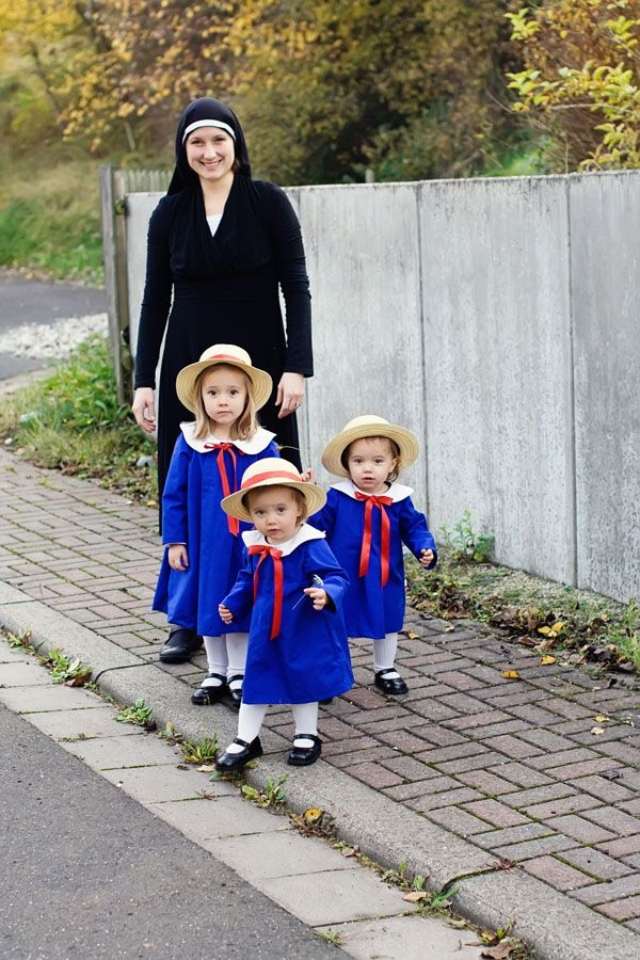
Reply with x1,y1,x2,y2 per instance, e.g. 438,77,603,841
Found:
218,603,233,624
168,544,189,571
419,549,435,567
300,467,315,483
304,587,328,610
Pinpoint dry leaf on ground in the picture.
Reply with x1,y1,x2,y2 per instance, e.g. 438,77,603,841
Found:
502,670,520,680
591,726,605,735
403,891,428,902
481,941,518,959
539,655,556,665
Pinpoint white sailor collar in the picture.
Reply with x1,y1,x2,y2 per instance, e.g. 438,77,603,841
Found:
180,421,276,454
241,523,325,557
331,479,413,503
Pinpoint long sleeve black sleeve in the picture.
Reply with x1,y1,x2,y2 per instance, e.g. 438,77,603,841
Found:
134,198,173,389
266,184,313,377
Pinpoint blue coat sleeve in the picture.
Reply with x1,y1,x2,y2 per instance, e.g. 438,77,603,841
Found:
221,550,254,619
307,491,337,536
161,436,191,545
303,540,349,612
399,498,438,567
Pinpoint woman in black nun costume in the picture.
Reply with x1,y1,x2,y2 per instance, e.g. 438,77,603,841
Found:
132,98,313,663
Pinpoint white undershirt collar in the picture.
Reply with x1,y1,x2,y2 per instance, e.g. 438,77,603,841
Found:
331,478,413,503
242,523,325,557
180,421,276,454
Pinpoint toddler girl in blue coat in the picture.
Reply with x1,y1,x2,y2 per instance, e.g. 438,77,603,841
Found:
216,458,353,770
311,415,437,696
153,343,280,708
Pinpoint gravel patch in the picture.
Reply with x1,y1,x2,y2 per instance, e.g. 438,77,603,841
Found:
0,315,108,359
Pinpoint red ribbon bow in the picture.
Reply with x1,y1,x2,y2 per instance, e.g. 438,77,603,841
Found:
204,442,239,535
248,544,284,640
354,492,393,586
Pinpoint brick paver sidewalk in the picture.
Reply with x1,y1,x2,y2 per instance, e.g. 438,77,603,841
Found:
2,448,640,937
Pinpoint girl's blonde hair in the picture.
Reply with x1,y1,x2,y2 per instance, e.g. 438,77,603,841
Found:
192,364,258,439
341,436,401,483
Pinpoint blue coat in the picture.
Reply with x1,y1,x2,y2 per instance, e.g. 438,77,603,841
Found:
310,480,437,639
153,423,280,636
222,525,354,704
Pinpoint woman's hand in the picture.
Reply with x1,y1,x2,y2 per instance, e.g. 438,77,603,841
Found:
168,544,189,571
132,387,157,433
419,549,435,567
276,372,304,419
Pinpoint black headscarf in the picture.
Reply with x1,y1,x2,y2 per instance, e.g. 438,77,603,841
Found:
168,97,251,194
166,97,270,277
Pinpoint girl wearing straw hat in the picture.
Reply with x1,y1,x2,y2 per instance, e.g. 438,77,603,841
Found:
312,416,437,696
153,343,280,708
215,458,353,770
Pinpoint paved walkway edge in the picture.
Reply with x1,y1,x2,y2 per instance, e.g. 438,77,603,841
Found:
2,583,637,960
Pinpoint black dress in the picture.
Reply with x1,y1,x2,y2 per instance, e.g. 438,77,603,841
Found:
134,174,313,503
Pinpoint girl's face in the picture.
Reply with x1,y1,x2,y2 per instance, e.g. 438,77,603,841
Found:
346,437,398,494
186,127,235,183
248,487,304,544
201,366,248,429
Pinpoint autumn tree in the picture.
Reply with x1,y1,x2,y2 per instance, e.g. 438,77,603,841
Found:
507,0,640,171
227,0,519,183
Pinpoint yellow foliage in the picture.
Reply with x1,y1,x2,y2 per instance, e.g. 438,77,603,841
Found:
506,0,640,170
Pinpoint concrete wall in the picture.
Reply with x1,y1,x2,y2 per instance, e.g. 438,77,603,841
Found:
124,170,640,604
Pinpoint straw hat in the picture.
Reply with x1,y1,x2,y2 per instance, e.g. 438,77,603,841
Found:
221,458,326,523
321,415,420,478
176,344,273,414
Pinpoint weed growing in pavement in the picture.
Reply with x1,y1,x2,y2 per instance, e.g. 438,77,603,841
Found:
5,629,33,650
241,774,288,809
115,698,154,728
317,929,343,946
180,736,218,765
43,649,92,686
440,510,494,563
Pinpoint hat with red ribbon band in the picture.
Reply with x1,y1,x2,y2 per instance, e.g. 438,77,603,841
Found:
221,457,326,523
321,415,420,478
176,343,273,414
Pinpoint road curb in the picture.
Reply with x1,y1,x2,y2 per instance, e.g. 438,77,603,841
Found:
2,586,638,960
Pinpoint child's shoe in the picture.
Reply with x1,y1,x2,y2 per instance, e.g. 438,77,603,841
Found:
226,673,244,710
215,736,263,771
374,668,408,696
287,734,322,766
191,673,227,705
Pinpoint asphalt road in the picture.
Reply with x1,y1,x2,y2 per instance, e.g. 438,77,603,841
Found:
0,704,338,960
0,271,107,380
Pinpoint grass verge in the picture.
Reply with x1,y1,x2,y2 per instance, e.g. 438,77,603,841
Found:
0,157,103,284
406,551,640,674
0,335,157,504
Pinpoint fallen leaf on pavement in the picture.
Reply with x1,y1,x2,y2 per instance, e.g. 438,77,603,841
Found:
403,891,428,902
539,655,556,666
340,846,357,857
406,631,419,640
591,726,605,735
197,764,215,773
594,714,611,723
481,941,518,959
502,670,520,680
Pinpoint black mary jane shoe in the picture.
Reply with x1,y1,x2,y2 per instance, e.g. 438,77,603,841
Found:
226,673,244,711
374,668,409,696
319,697,334,706
159,627,203,664
215,736,263,772
191,674,227,706
287,734,322,767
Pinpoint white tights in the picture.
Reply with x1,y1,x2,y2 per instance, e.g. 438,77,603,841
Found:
225,701,319,754
202,634,248,691
372,632,400,679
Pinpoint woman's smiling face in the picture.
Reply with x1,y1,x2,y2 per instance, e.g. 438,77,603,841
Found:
185,127,235,182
